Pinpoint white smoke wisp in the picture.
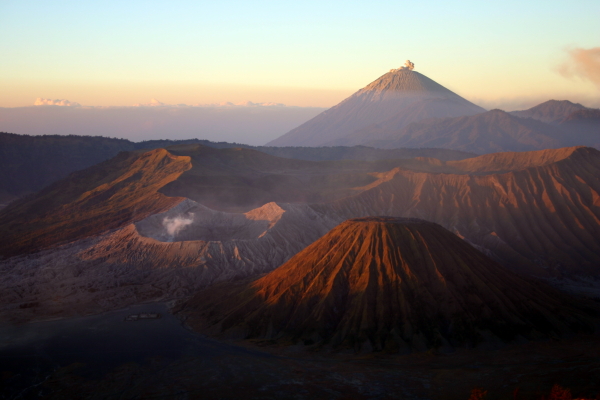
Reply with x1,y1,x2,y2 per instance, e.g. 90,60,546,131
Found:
34,98,81,107
390,60,415,72
162,214,194,237
558,47,600,89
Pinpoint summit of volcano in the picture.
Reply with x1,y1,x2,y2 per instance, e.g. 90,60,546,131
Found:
267,61,485,147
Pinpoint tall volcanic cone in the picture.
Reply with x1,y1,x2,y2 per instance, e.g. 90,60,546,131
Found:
183,217,597,352
267,61,485,147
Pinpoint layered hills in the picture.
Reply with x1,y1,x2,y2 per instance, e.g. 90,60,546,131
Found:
317,146,600,277
0,144,458,257
2,144,600,321
0,149,190,257
183,217,598,352
362,109,568,153
510,100,590,124
158,144,466,212
0,132,473,205
267,65,485,147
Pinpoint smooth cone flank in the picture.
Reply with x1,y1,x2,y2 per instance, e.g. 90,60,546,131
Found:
267,68,485,147
183,217,598,352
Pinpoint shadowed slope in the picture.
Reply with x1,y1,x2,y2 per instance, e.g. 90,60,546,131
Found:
316,147,600,276
184,217,597,352
0,132,474,204
0,149,191,257
510,100,589,124
158,144,459,212
267,68,484,147
365,109,567,153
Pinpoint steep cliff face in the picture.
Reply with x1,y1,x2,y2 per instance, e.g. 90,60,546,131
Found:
183,217,598,352
0,149,191,257
316,147,600,276
0,201,338,322
2,146,600,322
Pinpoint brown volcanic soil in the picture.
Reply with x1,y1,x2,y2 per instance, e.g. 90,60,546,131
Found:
317,146,600,277
158,144,454,212
3,145,600,324
0,149,191,257
183,217,598,353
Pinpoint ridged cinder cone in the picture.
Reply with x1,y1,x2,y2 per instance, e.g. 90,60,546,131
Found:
183,217,598,352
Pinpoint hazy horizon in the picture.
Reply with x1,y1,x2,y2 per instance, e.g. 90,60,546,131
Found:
2,1,599,112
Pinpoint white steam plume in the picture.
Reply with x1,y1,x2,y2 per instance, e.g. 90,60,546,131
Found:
558,47,600,89
390,60,415,72
163,214,194,237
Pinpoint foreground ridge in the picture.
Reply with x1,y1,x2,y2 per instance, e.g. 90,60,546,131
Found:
183,217,598,352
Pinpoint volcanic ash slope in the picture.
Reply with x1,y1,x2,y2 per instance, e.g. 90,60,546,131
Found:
267,65,484,147
182,217,598,353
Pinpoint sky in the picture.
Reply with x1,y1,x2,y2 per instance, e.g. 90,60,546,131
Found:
1,0,599,110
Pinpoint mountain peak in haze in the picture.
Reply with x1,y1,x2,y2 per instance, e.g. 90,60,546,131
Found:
267,64,485,147
362,60,463,96
510,99,589,124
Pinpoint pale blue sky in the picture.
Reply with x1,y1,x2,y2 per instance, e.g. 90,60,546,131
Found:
1,0,599,108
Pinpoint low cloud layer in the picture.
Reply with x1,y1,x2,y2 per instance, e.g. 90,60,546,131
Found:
558,47,600,89
0,101,325,145
34,98,81,107
132,99,286,108
163,214,194,237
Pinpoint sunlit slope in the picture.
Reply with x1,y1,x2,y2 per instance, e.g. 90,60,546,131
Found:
184,217,597,352
0,149,191,257
159,144,455,212
0,144,456,256
315,147,600,276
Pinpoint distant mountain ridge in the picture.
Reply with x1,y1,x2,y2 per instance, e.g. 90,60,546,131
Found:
334,100,600,153
366,109,568,153
267,66,485,147
0,132,474,204
510,100,590,124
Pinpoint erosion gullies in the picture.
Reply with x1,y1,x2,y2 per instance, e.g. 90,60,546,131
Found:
445,146,581,173
2,145,600,322
182,217,599,352
267,67,485,147
0,131,477,206
155,144,471,212
316,147,600,277
0,200,338,322
0,149,191,258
